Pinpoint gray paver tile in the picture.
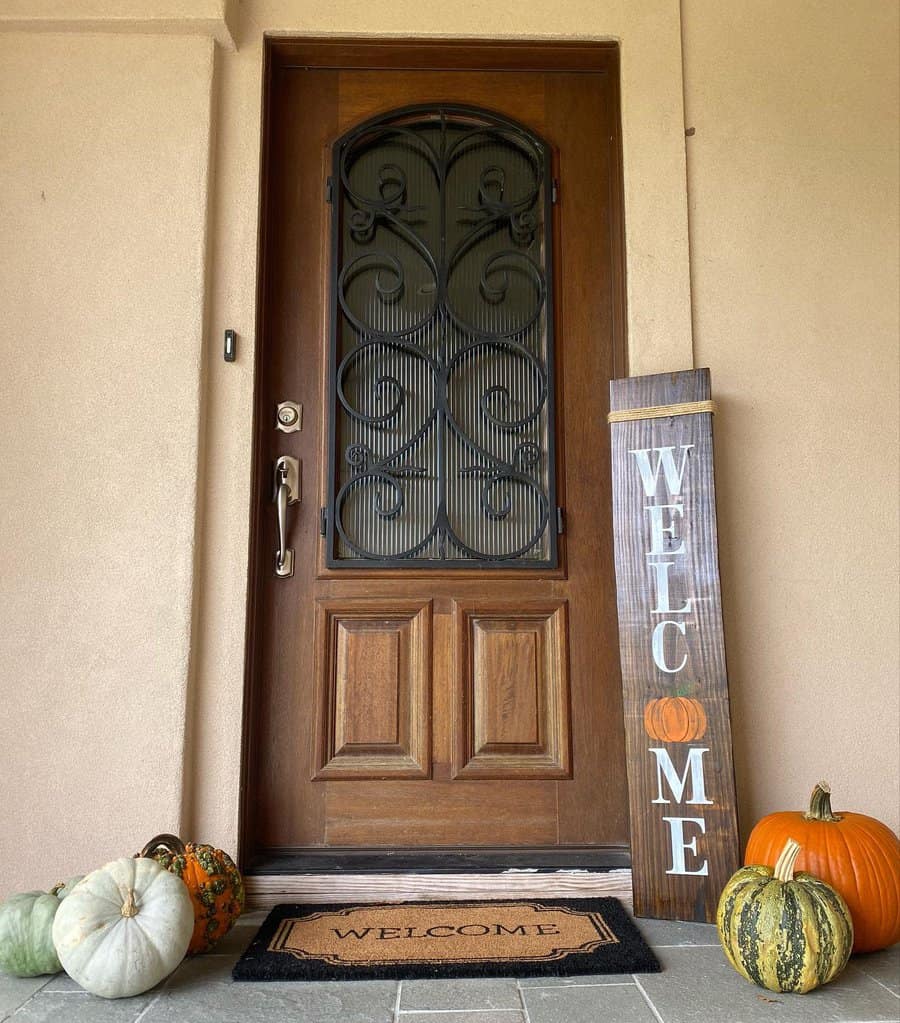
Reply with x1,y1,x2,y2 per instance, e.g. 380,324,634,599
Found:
39,972,87,992
519,974,641,987
140,953,398,1023
400,977,521,1011
854,943,900,997
7,990,154,1022
204,910,268,956
0,974,53,1019
636,945,900,1023
400,1014,525,1023
19,919,893,1023
522,983,659,1023
633,916,721,947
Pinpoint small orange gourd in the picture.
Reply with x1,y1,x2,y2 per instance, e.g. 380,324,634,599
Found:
139,834,244,954
744,783,900,953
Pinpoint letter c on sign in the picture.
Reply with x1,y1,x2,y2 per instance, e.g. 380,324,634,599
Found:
652,619,688,673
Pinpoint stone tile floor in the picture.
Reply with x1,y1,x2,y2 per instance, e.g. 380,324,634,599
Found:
1,912,897,1023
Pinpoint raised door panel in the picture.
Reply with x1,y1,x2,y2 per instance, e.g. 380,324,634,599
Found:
452,600,571,779
314,599,432,778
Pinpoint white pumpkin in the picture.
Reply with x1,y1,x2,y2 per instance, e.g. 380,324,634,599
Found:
52,857,193,999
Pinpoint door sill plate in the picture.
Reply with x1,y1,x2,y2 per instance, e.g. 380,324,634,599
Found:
244,868,633,910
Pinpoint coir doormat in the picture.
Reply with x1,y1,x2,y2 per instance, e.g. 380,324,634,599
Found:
232,899,660,981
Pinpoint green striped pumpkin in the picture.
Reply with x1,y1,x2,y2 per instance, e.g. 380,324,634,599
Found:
717,838,853,994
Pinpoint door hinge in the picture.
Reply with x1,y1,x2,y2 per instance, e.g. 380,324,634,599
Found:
551,179,559,204
556,507,565,534
319,506,328,536
325,177,333,204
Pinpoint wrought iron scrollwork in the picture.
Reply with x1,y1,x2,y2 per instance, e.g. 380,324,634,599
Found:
326,104,558,567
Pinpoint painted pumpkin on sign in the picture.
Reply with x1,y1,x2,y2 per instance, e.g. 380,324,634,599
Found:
744,783,900,953
643,696,707,743
139,834,244,954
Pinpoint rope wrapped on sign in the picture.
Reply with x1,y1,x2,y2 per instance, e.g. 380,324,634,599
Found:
607,369,739,923
606,400,718,424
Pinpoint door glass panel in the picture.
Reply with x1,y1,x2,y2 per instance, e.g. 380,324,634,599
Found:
327,105,557,567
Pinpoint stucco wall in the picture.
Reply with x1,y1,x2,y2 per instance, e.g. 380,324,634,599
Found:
682,0,900,834
0,32,215,895
0,0,897,901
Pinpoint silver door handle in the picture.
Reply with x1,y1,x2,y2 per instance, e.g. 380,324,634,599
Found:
273,456,300,577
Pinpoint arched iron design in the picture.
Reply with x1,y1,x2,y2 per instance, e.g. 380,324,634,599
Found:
326,104,558,566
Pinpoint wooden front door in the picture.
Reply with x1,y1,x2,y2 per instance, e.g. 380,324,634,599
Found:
243,41,628,865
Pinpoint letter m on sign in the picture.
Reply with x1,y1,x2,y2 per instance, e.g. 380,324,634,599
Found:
648,748,713,806
608,368,740,923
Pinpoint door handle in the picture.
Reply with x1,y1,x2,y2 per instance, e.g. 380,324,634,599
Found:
273,455,300,577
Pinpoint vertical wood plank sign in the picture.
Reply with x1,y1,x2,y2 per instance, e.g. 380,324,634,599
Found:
608,369,740,922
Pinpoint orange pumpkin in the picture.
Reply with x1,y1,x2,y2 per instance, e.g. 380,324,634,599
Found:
139,834,244,954
744,783,900,953
643,696,707,743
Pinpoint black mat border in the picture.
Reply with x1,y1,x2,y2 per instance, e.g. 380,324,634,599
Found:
232,898,661,982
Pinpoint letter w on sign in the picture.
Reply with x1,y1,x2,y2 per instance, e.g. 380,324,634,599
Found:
608,369,740,922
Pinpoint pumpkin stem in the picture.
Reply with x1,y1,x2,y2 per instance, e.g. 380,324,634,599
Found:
773,838,802,883
49,882,65,897
139,833,188,859
804,782,843,822
120,888,139,918
670,680,701,698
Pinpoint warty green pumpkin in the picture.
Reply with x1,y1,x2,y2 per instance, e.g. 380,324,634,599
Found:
717,838,853,994
139,834,244,954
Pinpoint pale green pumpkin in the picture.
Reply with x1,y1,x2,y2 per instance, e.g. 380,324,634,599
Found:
49,876,84,901
0,892,62,977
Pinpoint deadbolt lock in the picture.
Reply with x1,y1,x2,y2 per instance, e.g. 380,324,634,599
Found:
275,401,302,433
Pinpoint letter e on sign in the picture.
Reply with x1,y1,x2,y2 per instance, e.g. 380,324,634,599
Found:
662,817,709,876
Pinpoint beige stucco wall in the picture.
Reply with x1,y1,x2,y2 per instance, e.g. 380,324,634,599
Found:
0,0,897,899
0,31,215,895
682,0,900,834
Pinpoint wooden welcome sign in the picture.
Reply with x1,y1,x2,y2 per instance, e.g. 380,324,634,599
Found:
608,369,740,922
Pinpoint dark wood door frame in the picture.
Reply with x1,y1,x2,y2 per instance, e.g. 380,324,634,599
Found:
239,36,628,875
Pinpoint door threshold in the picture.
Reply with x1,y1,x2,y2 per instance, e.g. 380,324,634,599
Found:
244,867,634,908
244,868,633,910
243,848,633,909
